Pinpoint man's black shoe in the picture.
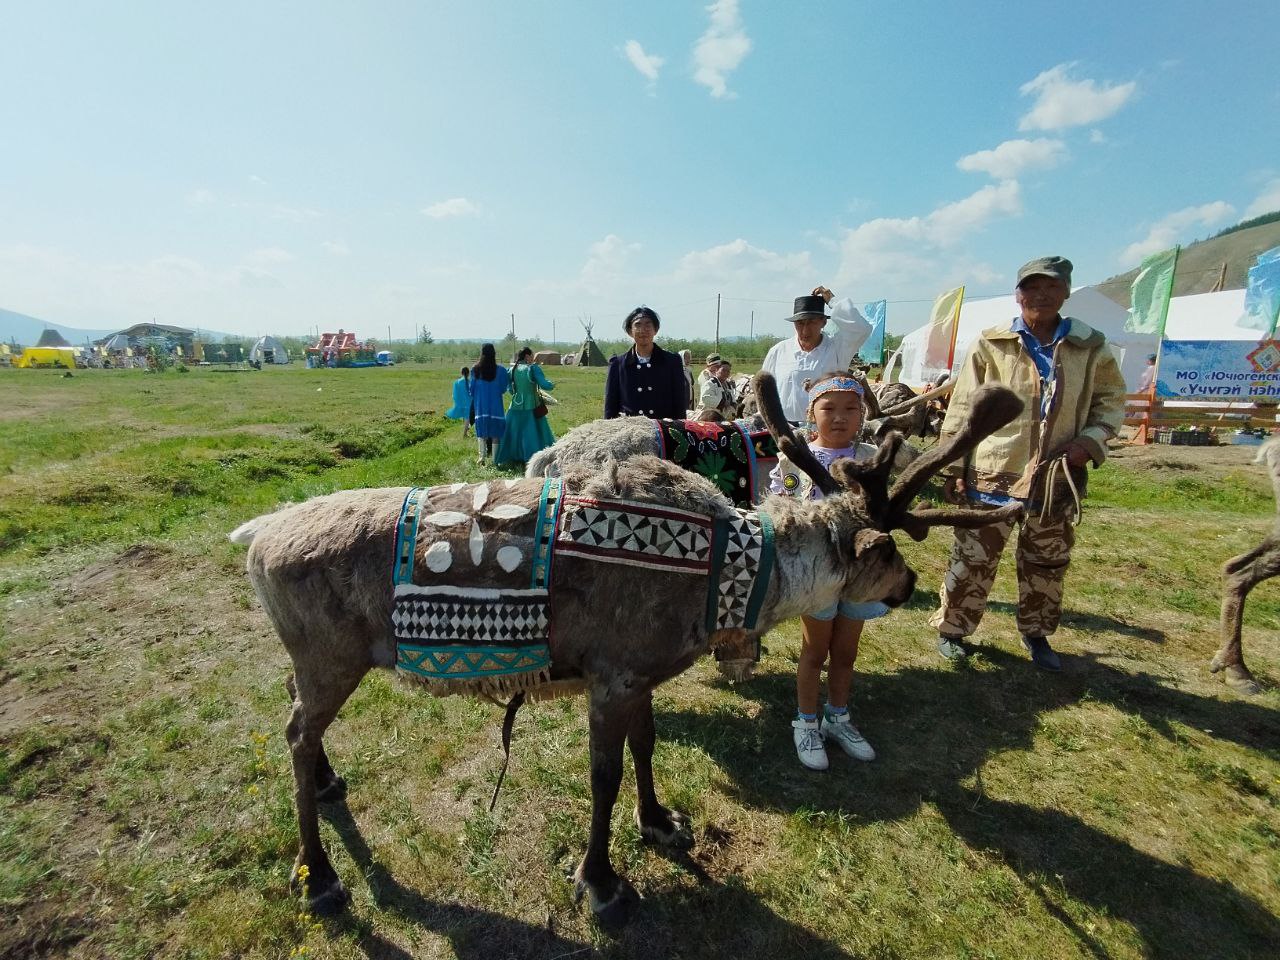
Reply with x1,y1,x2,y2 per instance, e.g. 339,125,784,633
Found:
1022,635,1061,671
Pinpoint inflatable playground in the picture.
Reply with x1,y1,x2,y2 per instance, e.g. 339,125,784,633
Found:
305,330,393,368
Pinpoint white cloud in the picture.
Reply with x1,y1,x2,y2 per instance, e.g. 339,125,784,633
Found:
1089,129,1107,144
1244,178,1280,219
1018,63,1136,131
693,0,751,99
834,181,1023,296
956,138,1066,180
672,238,811,285
1121,201,1236,264
623,40,663,83
421,197,479,219
186,187,216,206
249,247,295,265
578,235,641,295
321,240,350,256
248,174,268,186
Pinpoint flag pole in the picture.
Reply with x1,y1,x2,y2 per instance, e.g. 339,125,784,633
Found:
945,286,966,372
1137,245,1180,445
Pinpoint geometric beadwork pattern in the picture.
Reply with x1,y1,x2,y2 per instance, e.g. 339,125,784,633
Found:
555,495,713,574
392,587,550,643
707,509,775,632
397,643,551,680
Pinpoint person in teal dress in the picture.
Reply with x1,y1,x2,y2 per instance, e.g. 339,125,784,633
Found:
445,366,472,438
495,347,555,467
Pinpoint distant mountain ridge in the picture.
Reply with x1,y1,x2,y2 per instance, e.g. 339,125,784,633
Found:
0,308,241,346
0,308,116,346
1092,217,1280,309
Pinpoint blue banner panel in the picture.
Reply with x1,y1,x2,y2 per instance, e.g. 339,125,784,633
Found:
1156,339,1280,399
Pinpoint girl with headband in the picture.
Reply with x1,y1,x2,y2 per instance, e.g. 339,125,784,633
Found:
769,371,888,771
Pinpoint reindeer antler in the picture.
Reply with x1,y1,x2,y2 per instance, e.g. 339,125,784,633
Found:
753,372,839,498
877,378,955,418
883,384,1025,537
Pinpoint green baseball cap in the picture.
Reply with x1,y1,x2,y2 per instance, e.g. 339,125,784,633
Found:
1016,256,1073,287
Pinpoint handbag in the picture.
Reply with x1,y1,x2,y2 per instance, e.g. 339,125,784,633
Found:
533,401,548,419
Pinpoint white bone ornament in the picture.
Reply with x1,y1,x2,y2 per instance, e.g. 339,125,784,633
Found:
424,541,452,572
483,504,530,520
425,511,470,527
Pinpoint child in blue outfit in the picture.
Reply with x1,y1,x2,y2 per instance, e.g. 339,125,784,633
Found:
769,372,888,771
445,366,472,438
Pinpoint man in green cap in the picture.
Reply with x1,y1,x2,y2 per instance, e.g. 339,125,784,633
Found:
930,256,1126,670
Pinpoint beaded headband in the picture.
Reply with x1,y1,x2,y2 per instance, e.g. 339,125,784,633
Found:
806,375,865,424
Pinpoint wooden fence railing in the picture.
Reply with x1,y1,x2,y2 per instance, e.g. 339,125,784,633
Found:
1124,392,1279,444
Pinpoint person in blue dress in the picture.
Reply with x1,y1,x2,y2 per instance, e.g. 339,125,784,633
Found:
469,344,510,463
496,347,556,467
445,366,472,438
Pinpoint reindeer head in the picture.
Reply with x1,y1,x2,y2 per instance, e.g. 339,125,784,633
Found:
754,371,1023,610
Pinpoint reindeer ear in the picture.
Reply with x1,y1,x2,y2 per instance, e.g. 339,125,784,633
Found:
853,528,891,557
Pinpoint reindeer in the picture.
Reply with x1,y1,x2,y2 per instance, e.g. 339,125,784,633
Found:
229,374,1022,926
1215,436,1280,695
525,377,955,494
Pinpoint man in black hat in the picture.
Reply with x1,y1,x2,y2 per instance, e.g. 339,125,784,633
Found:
760,286,872,422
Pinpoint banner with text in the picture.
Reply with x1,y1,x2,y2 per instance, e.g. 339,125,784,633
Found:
1155,339,1280,399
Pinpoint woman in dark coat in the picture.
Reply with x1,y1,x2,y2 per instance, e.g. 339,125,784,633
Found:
604,306,688,419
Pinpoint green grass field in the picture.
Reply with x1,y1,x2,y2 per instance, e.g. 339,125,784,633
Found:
1,365,1278,960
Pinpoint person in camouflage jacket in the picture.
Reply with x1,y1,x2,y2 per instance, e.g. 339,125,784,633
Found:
929,256,1127,670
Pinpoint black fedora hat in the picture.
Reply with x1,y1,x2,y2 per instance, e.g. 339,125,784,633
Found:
788,295,828,323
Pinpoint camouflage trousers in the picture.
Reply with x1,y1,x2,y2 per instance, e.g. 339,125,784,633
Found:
928,506,1076,639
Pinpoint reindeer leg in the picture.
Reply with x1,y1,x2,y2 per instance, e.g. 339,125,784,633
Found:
1213,541,1280,696
629,694,693,850
573,688,640,927
285,673,346,800
286,667,364,915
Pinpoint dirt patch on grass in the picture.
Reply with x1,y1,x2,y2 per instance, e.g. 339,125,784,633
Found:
1109,440,1263,474
0,900,91,960
74,543,175,592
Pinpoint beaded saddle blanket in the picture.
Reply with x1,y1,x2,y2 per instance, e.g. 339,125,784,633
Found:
392,477,775,696
651,419,779,507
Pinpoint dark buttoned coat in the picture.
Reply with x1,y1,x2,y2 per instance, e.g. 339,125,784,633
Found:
603,345,689,419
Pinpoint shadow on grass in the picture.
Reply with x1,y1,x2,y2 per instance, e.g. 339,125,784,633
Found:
982,600,1168,643
659,649,1280,958
321,800,855,960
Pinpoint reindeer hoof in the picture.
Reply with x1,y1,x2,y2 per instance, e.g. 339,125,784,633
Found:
315,775,347,802
1210,658,1262,696
307,879,351,916
572,869,637,929
635,807,694,850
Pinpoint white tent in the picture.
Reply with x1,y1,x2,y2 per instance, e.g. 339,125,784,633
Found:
887,287,1261,391
250,335,290,365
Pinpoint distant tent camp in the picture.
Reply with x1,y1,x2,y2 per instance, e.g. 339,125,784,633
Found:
36,328,71,348
250,335,290,365
574,319,607,367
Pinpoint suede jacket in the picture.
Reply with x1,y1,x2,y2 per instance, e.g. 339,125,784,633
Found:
939,316,1126,499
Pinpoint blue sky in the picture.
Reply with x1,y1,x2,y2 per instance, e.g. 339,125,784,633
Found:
2,1,1277,340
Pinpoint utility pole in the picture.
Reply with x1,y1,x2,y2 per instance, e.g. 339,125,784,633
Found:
552,317,556,345
750,310,754,340
715,293,721,352
511,313,516,339
387,324,392,345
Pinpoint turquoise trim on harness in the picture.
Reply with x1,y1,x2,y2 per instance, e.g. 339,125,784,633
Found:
531,476,562,590
744,509,775,629
393,487,426,585
732,421,758,501
704,517,730,631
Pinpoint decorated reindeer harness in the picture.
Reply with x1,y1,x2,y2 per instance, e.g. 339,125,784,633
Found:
650,419,778,507
390,477,775,696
